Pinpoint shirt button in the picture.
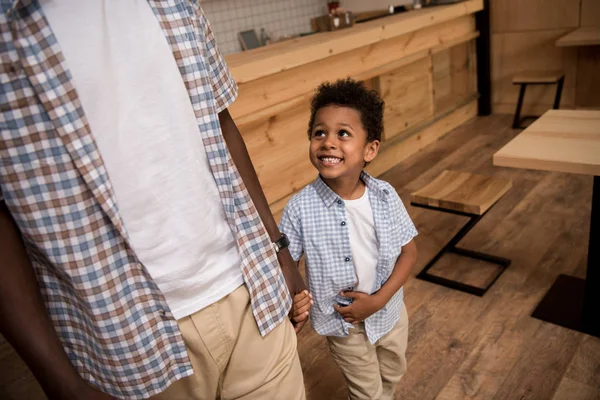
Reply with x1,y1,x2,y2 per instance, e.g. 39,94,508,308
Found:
158,309,166,317
345,257,351,262
337,200,342,205
341,221,346,226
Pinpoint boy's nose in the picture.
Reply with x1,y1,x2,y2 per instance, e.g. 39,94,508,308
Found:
322,136,337,148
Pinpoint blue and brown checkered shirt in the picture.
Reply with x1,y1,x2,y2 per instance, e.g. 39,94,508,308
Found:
0,1,291,398
280,172,417,344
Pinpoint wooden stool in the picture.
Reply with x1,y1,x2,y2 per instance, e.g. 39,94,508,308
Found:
411,170,512,296
512,70,565,129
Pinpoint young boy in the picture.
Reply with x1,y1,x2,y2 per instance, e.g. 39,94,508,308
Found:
280,79,418,400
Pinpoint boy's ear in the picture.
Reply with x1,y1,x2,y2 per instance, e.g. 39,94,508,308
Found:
364,140,380,164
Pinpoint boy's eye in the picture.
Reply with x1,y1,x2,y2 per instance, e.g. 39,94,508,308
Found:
338,130,350,137
313,130,325,137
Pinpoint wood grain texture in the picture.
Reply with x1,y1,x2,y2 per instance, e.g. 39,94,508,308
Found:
229,15,476,120
432,41,478,114
3,115,600,400
490,0,579,33
556,26,600,47
366,99,478,177
493,110,600,176
411,170,512,215
224,0,483,84
240,101,315,205
379,57,433,141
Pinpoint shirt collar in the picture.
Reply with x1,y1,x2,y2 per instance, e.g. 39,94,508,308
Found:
313,171,390,207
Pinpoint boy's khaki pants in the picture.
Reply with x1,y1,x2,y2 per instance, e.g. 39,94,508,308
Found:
151,285,305,400
326,304,409,400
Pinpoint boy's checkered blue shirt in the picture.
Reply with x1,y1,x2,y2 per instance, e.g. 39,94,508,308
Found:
280,172,418,343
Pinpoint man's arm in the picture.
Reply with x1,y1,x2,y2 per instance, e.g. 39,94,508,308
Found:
0,202,114,400
218,109,308,298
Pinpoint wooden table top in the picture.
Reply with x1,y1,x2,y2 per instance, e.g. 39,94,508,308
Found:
493,110,600,176
556,26,600,47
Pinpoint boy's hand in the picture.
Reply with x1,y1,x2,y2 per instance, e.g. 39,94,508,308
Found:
333,291,384,324
290,290,313,333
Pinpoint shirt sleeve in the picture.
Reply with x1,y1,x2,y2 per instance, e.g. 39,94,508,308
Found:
390,186,418,247
278,201,304,262
195,4,239,112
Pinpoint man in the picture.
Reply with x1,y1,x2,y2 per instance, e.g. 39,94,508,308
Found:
0,1,309,399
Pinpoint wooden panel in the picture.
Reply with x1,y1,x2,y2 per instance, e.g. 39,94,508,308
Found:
366,99,478,177
229,15,476,120
379,57,434,141
490,0,579,33
493,110,600,176
411,170,512,215
225,0,483,84
581,0,600,27
432,41,478,114
240,102,315,205
576,47,600,108
491,29,578,113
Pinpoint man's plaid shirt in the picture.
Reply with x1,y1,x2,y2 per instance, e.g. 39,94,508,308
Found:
0,1,291,398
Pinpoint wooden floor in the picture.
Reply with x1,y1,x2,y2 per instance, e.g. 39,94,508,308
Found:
1,115,599,399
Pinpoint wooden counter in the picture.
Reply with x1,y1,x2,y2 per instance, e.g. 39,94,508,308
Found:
225,0,483,218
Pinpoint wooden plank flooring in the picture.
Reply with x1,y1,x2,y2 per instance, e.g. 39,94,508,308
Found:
1,115,598,399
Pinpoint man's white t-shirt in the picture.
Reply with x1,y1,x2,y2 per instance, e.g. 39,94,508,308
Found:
42,0,243,319
344,188,379,294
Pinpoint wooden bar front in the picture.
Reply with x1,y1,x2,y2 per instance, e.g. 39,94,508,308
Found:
225,0,483,218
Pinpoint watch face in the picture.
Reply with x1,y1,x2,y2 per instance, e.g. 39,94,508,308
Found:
280,233,290,248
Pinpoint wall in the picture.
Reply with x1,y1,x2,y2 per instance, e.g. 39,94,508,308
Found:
491,0,600,114
202,0,325,55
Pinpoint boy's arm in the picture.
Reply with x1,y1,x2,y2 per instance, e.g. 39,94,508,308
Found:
0,202,115,400
335,240,417,323
218,109,307,298
372,239,417,306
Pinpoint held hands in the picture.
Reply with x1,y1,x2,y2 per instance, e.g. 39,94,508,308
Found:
291,290,313,333
333,291,384,325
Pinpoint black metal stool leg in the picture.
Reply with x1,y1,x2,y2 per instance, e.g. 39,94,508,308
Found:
512,83,527,128
413,204,511,297
553,76,564,109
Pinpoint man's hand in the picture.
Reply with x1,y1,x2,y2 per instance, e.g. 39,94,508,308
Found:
291,290,312,333
333,291,384,324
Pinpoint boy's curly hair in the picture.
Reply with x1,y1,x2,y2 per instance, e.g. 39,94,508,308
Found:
307,78,384,142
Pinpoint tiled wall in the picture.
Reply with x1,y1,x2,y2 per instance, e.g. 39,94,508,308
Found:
202,0,326,55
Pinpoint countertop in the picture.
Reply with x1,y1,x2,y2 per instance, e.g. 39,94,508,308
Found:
224,0,483,84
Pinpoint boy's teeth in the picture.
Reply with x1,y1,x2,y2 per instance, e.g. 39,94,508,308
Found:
322,157,341,163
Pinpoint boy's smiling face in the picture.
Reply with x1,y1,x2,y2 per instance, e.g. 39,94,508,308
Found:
309,105,379,183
